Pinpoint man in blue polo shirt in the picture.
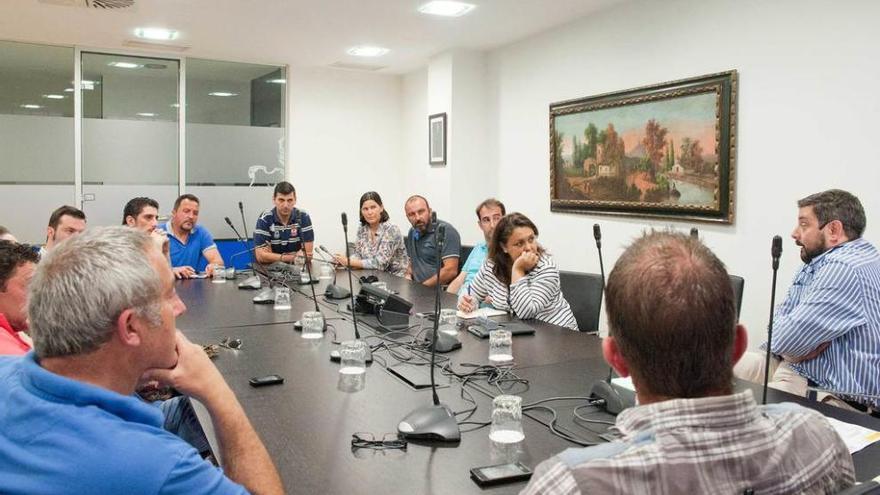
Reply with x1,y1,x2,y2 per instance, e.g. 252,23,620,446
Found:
0,227,283,494
254,181,314,264
160,194,224,279
446,198,505,295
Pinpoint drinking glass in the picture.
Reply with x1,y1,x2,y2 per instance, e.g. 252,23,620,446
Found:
489,329,513,363
339,340,368,375
301,310,324,339
489,395,524,444
274,287,291,310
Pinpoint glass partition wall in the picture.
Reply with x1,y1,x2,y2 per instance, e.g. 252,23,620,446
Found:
0,40,286,244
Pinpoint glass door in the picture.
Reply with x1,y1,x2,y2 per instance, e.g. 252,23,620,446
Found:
80,52,180,227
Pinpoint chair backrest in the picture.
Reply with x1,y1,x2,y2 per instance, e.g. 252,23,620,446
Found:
729,274,744,320
459,244,474,272
558,270,603,333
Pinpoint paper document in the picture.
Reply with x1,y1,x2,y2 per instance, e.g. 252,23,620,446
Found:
824,416,880,454
456,307,508,319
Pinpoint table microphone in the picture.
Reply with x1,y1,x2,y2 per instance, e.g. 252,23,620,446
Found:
762,235,783,404
225,217,261,289
318,244,350,299
398,222,460,442
337,212,372,362
238,202,251,242
593,224,605,288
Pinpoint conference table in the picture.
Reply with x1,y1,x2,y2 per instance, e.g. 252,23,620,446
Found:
176,268,880,494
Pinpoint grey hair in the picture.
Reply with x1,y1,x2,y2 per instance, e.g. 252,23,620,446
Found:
29,226,163,358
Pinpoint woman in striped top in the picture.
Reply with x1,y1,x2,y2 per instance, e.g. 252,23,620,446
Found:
458,213,578,331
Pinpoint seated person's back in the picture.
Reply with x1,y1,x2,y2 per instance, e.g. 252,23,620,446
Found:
522,231,853,495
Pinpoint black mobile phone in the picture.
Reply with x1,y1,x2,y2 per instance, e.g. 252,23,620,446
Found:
469,462,533,487
248,374,284,387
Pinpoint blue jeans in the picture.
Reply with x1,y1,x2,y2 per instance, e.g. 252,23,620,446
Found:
159,396,212,455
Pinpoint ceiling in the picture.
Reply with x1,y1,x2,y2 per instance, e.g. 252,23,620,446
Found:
0,0,628,74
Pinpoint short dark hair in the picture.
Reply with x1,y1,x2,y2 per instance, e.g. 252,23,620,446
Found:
405,195,430,209
605,231,737,398
475,198,506,220
0,240,39,291
48,205,86,230
172,194,200,211
122,197,159,225
798,189,866,239
274,181,296,197
358,191,390,225
0,226,10,237
489,213,543,285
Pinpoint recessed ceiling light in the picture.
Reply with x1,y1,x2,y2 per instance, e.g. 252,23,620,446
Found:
134,27,179,41
136,112,156,117
418,1,476,17
347,45,390,57
20,104,43,109
208,92,239,97
109,61,142,69
43,94,65,99
266,78,287,84
170,103,180,108
64,88,75,92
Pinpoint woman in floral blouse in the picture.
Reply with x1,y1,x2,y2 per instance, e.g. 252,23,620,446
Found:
333,191,409,277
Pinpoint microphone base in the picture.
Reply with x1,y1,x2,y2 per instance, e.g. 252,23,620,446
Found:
238,275,261,290
398,403,461,442
324,284,351,300
589,379,636,415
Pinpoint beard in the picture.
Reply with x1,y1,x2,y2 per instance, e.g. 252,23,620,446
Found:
797,237,828,263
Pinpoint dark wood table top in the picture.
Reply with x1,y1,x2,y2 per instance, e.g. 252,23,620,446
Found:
179,270,880,491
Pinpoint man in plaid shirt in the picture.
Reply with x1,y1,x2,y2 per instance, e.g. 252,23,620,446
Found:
522,231,854,495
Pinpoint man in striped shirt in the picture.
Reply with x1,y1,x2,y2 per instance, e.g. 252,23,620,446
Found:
254,181,314,264
522,231,854,494
737,189,880,413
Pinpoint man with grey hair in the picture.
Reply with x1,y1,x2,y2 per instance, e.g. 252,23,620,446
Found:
736,189,880,415
0,227,284,494
523,231,853,494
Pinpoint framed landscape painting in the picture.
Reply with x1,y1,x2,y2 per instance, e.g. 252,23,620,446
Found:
549,71,737,223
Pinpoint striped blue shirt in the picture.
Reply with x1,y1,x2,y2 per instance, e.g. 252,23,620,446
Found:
769,237,880,407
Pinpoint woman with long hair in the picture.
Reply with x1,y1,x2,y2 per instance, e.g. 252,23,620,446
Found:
458,212,577,330
334,191,409,277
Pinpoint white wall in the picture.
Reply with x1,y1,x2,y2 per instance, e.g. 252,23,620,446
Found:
479,0,880,343
286,67,405,254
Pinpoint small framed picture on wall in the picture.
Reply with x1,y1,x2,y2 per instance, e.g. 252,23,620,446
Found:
428,112,447,165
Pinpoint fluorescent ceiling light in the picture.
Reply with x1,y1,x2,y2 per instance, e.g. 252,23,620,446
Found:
20,104,43,109
64,88,74,92
418,1,476,17
208,92,239,97
109,61,142,69
266,78,286,84
43,94,65,99
170,103,180,108
137,112,156,117
80,80,97,90
347,45,390,57
134,27,179,41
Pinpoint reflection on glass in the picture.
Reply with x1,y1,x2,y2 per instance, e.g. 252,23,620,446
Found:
185,59,286,187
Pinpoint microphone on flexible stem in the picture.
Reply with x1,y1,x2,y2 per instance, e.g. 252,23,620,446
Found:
338,212,372,362
398,222,461,442
588,223,635,415
238,202,250,242
762,235,783,405
224,217,261,290
690,227,699,238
